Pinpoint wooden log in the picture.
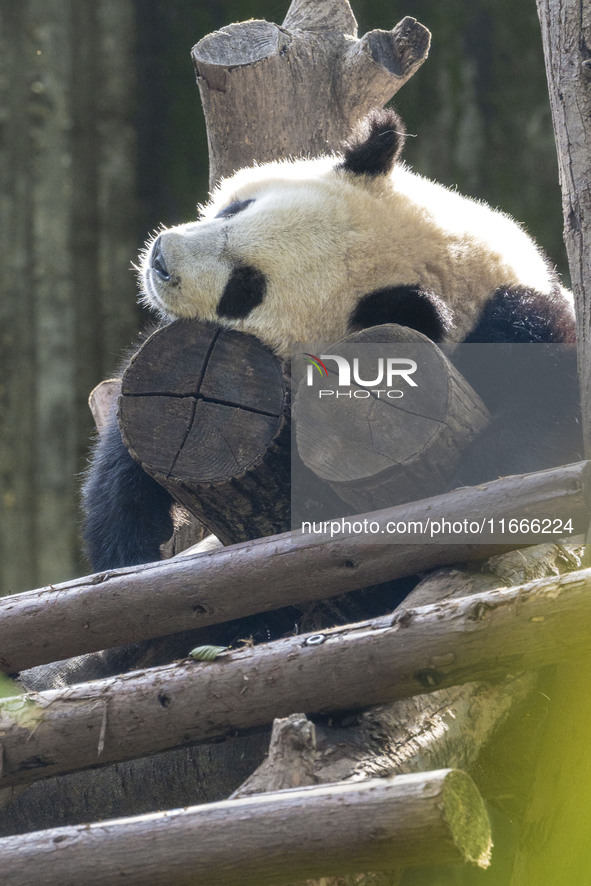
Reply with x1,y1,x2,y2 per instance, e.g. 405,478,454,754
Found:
120,319,491,536
295,324,490,511
235,678,535,797
301,545,581,824
0,552,567,846
5,563,591,789
5,461,591,675
192,1,430,186
0,770,490,886
119,320,292,544
1,547,572,842
239,545,579,795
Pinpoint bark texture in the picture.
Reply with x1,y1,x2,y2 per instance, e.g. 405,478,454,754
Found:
536,0,591,455
5,461,590,675
510,4,591,883
192,0,430,187
0,770,490,886
4,561,591,790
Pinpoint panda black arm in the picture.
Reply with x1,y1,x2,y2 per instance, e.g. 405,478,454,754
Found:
453,285,582,483
462,286,576,346
82,410,174,571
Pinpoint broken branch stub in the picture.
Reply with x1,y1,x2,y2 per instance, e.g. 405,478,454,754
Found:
192,0,430,185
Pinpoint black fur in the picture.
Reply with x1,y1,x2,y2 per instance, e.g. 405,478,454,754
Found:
150,235,171,281
451,285,580,484
82,411,174,571
463,285,576,344
339,108,406,177
348,285,452,342
217,265,267,320
215,199,254,219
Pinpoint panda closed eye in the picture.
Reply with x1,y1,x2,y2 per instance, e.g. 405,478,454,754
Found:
215,199,255,219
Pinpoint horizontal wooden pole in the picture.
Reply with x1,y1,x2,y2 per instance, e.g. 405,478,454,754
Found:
0,770,490,886
2,461,590,674
2,565,591,788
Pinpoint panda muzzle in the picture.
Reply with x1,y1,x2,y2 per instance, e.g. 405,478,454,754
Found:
150,235,171,282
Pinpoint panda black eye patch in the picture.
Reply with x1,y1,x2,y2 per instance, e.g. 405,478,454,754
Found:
215,199,254,219
217,265,267,320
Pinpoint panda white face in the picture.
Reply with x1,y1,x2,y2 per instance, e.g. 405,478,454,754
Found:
141,158,368,359
140,109,565,360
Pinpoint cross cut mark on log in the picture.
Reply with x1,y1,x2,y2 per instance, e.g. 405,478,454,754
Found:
121,323,285,480
120,321,292,544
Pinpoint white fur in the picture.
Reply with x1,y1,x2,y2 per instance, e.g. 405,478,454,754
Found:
141,152,563,360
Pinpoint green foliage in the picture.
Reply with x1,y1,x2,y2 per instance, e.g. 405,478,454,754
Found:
0,673,44,730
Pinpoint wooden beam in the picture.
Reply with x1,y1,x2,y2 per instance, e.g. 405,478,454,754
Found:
3,564,591,789
3,461,590,674
0,770,491,886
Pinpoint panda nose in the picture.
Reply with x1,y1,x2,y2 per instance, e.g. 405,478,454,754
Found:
150,235,171,281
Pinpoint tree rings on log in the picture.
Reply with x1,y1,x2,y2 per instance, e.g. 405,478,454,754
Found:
295,324,490,512
119,321,291,545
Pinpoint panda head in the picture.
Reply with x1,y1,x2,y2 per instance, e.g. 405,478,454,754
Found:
139,109,452,359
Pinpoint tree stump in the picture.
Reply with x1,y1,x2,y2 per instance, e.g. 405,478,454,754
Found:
192,0,430,186
119,320,291,544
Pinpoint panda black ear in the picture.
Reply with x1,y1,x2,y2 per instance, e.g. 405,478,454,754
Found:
339,109,406,177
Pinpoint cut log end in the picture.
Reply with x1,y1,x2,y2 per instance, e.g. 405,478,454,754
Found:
193,21,283,69
282,0,358,35
119,320,291,543
295,324,490,511
360,20,431,80
193,6,430,186
391,16,432,71
0,770,490,885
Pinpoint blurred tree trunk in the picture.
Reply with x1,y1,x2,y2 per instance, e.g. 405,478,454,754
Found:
0,0,138,592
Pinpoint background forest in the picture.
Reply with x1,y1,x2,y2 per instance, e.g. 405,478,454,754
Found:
0,0,566,593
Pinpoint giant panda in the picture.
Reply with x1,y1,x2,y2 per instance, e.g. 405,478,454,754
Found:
82,108,580,573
